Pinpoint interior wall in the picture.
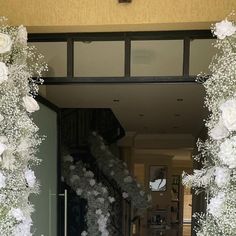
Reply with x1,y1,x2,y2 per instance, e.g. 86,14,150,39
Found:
31,103,58,236
1,0,236,32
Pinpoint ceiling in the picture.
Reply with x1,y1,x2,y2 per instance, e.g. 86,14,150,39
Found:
42,83,207,149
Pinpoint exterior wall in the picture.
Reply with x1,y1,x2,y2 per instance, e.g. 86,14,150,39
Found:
1,0,236,32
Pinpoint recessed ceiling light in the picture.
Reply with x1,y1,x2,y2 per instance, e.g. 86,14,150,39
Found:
113,99,120,102
177,98,183,102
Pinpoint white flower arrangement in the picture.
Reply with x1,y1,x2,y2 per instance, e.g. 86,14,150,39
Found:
62,155,116,236
183,17,236,235
0,17,47,235
89,133,151,209
214,19,236,39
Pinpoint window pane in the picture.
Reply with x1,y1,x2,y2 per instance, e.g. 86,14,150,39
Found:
29,42,67,77
131,40,183,76
74,41,124,77
190,39,216,75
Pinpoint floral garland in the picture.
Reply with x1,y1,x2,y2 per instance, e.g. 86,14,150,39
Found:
62,155,116,236
89,132,152,209
183,17,236,235
0,18,47,235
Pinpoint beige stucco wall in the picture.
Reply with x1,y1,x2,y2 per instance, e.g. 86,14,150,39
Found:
1,0,236,32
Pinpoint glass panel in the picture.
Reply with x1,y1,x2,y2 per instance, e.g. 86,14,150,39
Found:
131,40,183,76
74,41,124,77
29,42,67,77
190,39,217,75
32,103,58,236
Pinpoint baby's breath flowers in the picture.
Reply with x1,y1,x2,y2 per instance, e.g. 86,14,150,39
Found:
183,17,236,235
0,17,46,235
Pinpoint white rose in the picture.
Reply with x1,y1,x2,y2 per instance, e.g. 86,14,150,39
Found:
214,19,236,39
122,192,129,199
0,171,6,189
209,118,229,140
0,33,12,53
220,99,236,131
16,25,27,45
70,175,79,183
24,169,36,188
0,62,8,84
10,208,25,222
23,95,39,113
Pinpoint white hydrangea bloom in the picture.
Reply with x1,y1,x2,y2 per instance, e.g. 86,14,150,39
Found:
122,192,129,199
89,179,96,186
13,218,32,236
96,209,102,215
108,196,115,203
76,188,83,196
209,118,229,140
10,208,25,222
63,155,73,162
70,175,79,184
207,192,225,217
214,167,231,188
81,231,88,236
214,19,236,39
84,170,94,178
124,176,132,183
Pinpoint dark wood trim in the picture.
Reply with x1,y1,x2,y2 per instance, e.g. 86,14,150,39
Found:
183,37,190,76
38,76,198,84
28,30,213,42
36,95,59,111
67,38,74,77
124,35,131,77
